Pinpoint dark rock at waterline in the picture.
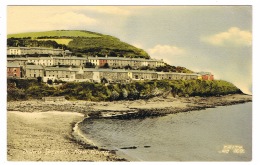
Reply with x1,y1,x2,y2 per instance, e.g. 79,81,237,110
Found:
144,146,151,148
109,110,165,120
87,111,102,119
109,150,118,154
120,146,137,149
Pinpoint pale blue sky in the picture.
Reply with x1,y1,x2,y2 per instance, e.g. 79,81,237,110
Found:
7,6,252,94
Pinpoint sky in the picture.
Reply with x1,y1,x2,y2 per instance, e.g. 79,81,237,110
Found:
7,6,252,94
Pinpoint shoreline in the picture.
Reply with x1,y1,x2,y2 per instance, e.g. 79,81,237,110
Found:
7,111,126,161
7,94,252,161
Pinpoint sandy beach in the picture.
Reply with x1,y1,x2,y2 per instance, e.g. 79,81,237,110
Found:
7,94,252,161
7,111,123,161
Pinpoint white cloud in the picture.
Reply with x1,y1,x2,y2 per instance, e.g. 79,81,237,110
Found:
148,44,185,56
147,45,186,64
131,43,144,49
47,12,98,29
201,27,252,47
7,7,98,34
83,6,132,16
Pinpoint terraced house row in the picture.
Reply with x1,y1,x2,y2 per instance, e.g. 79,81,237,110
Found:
7,55,165,69
7,46,71,56
19,65,204,83
7,47,214,82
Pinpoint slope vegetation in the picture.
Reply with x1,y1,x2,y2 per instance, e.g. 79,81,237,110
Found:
7,30,150,58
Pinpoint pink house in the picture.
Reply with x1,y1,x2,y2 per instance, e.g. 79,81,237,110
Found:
200,72,214,81
7,63,21,77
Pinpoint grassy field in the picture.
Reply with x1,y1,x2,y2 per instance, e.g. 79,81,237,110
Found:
7,30,150,59
7,30,101,39
36,39,73,45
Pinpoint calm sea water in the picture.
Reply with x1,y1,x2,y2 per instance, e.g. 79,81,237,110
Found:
80,102,252,161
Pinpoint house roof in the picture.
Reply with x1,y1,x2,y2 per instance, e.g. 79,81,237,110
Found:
197,72,212,75
7,62,20,68
156,72,200,76
98,69,129,73
7,58,28,61
23,56,164,63
25,65,44,70
87,56,162,62
27,57,53,60
131,70,157,74
53,57,87,60
45,67,79,72
7,46,63,50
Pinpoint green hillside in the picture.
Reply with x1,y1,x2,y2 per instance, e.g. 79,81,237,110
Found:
7,30,150,59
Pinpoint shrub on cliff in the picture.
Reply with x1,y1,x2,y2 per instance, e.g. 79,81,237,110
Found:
169,79,242,97
122,88,128,99
7,85,27,101
110,90,120,101
7,78,242,101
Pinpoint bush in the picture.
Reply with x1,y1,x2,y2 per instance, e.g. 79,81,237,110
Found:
110,90,120,101
122,88,128,99
7,84,27,101
6,78,242,101
47,79,53,85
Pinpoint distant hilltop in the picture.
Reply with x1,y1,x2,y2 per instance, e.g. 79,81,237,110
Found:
7,30,150,59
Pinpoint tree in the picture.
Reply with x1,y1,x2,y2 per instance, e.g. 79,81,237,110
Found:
47,79,53,85
101,77,108,84
103,63,110,68
122,88,128,99
140,66,151,70
110,90,119,101
37,76,42,83
7,85,27,101
124,64,132,70
85,62,95,68
26,62,35,65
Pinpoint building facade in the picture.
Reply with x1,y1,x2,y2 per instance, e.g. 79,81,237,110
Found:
7,48,214,83
53,57,86,66
7,47,65,55
7,58,27,66
27,57,54,66
131,70,158,80
25,65,44,78
198,72,214,81
21,64,212,83
99,69,130,83
7,63,21,77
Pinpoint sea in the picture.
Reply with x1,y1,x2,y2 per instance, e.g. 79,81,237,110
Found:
79,102,252,161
